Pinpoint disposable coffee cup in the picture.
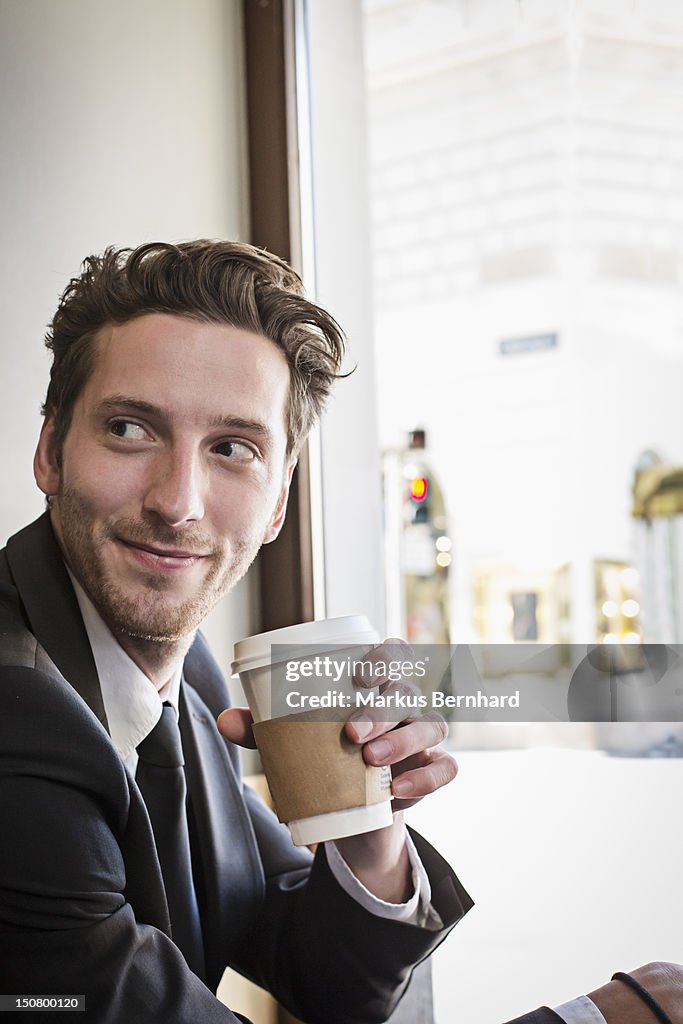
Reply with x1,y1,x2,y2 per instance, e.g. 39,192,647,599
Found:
232,616,394,845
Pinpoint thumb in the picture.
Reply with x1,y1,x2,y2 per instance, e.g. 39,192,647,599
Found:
217,707,257,749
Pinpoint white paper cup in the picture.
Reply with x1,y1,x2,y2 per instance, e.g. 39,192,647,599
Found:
232,616,394,845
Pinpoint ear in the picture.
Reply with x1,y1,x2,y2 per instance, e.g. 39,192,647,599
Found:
262,459,297,545
34,412,62,498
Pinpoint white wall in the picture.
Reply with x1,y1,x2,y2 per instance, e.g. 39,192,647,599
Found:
0,0,253,665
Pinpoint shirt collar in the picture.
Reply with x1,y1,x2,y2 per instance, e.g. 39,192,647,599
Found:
66,569,183,761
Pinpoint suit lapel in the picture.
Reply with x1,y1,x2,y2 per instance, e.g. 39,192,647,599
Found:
179,682,264,989
5,513,107,728
6,514,267,971
5,514,172,935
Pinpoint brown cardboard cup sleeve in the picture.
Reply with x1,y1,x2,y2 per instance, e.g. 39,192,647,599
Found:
252,708,391,823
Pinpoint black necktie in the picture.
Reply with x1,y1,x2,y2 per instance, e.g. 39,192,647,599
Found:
136,702,205,978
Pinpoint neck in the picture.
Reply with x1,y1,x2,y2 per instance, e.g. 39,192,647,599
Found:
115,632,194,691
49,509,195,693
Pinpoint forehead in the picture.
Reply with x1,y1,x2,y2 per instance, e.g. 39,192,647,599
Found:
80,313,291,435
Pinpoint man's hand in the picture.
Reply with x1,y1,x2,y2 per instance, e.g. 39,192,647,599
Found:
344,638,458,813
218,638,458,812
218,638,457,905
217,706,258,748
588,962,683,1023
331,639,457,903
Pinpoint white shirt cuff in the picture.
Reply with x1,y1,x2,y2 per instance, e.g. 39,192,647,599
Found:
324,830,443,930
553,995,607,1023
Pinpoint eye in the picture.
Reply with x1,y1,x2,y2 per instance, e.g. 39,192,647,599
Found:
214,439,257,463
109,420,149,441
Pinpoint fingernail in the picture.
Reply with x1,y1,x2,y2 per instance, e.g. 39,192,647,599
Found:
369,739,391,762
349,716,373,741
353,662,377,685
393,778,414,797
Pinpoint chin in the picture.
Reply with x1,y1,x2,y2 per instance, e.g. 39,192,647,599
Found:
101,591,203,643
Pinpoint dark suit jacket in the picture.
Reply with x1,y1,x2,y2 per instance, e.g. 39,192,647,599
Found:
0,514,474,1024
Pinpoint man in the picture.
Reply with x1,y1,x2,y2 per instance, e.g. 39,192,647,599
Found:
0,241,679,1024
0,240,470,1023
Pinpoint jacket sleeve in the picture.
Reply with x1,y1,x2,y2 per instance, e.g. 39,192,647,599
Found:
0,666,247,1024
224,775,473,1024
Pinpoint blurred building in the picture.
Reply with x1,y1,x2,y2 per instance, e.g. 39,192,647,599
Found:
363,0,683,644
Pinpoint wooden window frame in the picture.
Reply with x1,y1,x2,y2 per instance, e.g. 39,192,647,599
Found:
243,0,316,630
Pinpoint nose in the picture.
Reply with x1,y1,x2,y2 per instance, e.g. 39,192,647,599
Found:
142,446,206,528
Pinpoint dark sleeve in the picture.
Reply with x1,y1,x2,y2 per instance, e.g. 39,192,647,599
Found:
0,667,246,1024
228,781,473,1024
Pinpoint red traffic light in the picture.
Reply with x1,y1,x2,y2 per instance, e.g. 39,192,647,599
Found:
409,476,428,502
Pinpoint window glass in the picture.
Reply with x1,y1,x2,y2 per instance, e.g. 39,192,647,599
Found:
363,0,683,752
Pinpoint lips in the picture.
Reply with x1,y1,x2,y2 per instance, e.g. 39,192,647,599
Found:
116,537,210,570
121,539,207,559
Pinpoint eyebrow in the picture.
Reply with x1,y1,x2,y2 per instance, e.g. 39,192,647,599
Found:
97,396,275,446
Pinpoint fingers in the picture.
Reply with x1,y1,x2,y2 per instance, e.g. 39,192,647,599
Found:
360,713,448,767
391,743,456,780
345,658,456,806
345,679,429,742
216,707,258,749
391,747,459,801
351,638,414,690
354,710,455,805
346,637,428,743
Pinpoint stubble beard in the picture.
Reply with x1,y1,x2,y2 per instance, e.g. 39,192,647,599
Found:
56,485,260,645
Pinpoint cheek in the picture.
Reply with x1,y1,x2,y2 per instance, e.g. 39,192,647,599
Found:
211,480,282,537
61,448,144,517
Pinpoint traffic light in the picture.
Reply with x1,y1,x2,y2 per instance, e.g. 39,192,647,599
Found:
409,476,429,502
409,475,430,523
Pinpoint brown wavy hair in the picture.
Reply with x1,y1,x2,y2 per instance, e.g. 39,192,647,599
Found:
43,240,347,457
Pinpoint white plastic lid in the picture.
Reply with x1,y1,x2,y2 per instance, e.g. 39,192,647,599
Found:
232,614,379,675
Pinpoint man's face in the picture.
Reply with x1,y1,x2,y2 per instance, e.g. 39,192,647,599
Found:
35,313,294,642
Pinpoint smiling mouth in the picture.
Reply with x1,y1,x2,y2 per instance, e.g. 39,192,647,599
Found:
117,537,210,566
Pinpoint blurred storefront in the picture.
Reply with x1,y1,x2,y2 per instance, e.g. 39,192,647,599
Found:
633,453,683,643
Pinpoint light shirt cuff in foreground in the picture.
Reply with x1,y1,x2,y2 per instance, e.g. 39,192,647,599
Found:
325,830,443,930
553,995,607,1024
